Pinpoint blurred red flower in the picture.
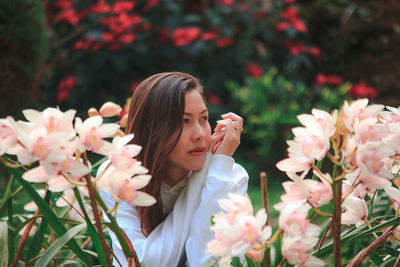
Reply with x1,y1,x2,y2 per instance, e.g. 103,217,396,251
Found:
276,6,307,33
218,0,234,6
202,31,218,41
172,27,201,46
144,0,160,12
246,62,263,78
102,33,114,42
112,1,135,14
57,76,76,103
54,0,73,9
309,46,321,56
119,33,136,43
204,92,221,105
55,8,81,25
91,0,111,13
315,73,343,86
281,6,299,19
285,42,306,56
216,37,233,48
348,81,378,99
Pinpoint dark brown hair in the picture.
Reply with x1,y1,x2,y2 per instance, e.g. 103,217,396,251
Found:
126,72,203,236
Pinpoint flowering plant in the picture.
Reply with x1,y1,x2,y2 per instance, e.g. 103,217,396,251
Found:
207,99,400,266
0,100,153,266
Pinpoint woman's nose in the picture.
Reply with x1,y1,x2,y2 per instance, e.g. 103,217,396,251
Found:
191,123,206,141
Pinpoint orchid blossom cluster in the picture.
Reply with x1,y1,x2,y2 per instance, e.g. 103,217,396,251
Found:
206,193,272,266
274,98,400,266
0,101,155,222
207,99,400,267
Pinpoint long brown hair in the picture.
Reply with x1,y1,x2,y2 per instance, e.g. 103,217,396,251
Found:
126,72,203,236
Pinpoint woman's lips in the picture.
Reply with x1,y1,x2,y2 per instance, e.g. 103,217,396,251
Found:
188,147,206,156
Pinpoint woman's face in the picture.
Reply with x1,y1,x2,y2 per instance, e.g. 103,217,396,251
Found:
165,90,211,184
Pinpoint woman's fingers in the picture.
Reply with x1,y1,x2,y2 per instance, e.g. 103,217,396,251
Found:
207,131,225,153
221,112,243,131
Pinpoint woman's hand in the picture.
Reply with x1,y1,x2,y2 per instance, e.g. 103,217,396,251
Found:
207,112,243,157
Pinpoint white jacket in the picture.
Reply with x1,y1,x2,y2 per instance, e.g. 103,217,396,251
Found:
99,153,249,267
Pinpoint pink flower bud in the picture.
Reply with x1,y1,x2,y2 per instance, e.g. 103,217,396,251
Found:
99,102,122,117
88,107,99,117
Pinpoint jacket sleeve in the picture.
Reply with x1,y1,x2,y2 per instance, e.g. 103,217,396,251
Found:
186,154,249,267
98,154,215,267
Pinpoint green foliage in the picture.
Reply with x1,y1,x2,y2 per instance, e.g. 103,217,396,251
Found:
227,68,349,180
0,0,50,117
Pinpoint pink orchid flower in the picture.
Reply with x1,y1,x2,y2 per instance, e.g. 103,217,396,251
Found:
109,134,142,169
278,203,320,238
282,236,325,267
97,165,155,206
22,108,76,138
356,142,395,190
0,117,18,156
341,196,368,227
343,99,384,132
207,194,271,264
74,115,119,155
16,126,70,165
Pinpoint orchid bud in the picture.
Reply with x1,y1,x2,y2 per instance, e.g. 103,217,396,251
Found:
120,114,128,128
88,108,99,117
99,102,122,117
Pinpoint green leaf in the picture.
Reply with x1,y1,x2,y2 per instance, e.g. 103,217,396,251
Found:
27,193,50,260
316,216,400,257
0,221,8,267
0,174,15,218
378,257,396,267
12,169,91,265
245,255,258,267
231,257,243,267
369,251,383,265
34,223,87,267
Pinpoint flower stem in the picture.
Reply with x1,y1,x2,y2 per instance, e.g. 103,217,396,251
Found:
10,209,40,267
311,163,332,184
332,166,342,267
259,171,271,267
82,153,113,267
346,227,395,267
341,181,361,204
60,171,87,187
316,221,332,257
266,228,283,248
0,156,23,168
92,162,112,184
364,218,379,239
94,189,140,266
307,200,332,217
327,152,341,166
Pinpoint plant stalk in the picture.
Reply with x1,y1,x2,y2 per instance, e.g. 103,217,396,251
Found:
10,209,40,267
94,185,140,266
259,171,271,267
332,166,342,267
345,227,394,267
82,153,113,267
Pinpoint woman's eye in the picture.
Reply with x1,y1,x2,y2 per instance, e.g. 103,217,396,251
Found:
201,116,208,122
183,118,190,124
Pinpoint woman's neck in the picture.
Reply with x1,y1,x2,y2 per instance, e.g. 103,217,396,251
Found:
164,164,190,186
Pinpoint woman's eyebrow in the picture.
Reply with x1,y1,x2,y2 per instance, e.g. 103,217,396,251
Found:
184,109,208,116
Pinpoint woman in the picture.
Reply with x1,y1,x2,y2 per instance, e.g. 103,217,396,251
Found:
99,72,249,266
